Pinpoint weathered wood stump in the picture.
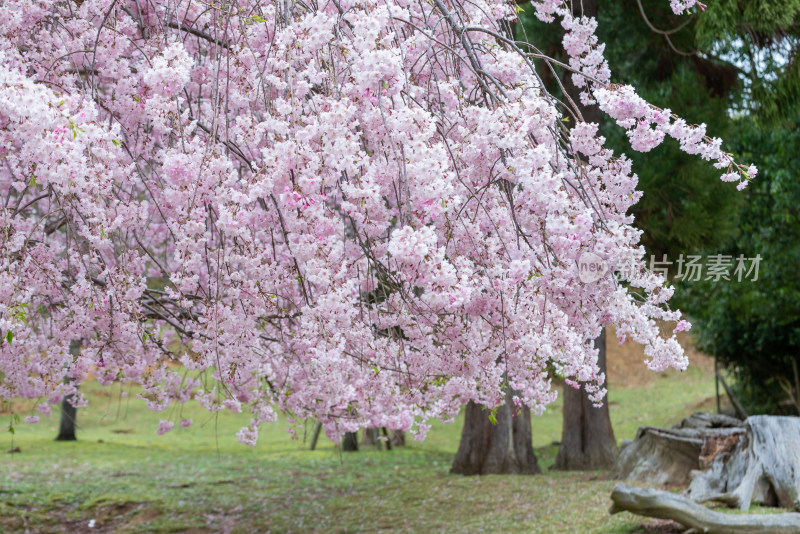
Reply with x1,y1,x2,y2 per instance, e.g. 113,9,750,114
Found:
613,412,744,486
610,483,800,533
610,415,800,531
687,415,800,510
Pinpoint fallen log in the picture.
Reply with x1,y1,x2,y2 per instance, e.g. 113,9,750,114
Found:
610,483,800,533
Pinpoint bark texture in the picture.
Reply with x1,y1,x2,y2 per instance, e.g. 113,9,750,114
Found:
610,483,800,533
450,399,541,475
553,329,618,470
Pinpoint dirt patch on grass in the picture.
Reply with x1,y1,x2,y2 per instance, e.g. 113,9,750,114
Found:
1,500,165,533
607,324,714,389
115,505,163,530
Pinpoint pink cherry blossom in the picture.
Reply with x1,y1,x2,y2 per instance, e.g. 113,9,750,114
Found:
157,420,175,435
674,320,692,333
0,0,752,443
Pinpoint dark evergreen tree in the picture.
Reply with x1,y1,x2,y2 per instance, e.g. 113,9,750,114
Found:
678,115,800,414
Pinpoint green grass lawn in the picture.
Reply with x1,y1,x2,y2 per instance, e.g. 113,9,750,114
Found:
0,363,719,533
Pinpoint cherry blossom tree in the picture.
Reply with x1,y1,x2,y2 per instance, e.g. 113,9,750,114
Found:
0,0,752,444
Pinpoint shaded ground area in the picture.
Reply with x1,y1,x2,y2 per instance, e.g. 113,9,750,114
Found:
1,331,722,533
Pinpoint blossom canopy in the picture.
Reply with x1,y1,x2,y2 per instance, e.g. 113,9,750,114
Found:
0,0,750,442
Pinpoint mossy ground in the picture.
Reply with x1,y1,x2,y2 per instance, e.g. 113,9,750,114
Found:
1,340,725,533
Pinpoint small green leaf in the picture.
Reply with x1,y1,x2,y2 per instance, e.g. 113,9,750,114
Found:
488,407,498,425
5,331,12,344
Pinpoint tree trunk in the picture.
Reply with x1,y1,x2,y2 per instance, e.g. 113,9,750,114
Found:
450,399,541,475
342,431,359,451
389,429,405,448
55,340,81,442
55,381,78,441
553,328,619,470
362,427,382,450
309,422,323,450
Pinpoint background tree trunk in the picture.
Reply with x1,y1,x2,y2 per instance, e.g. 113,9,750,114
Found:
361,427,405,450
451,399,541,475
362,427,382,449
55,384,78,441
389,429,405,448
55,340,81,442
553,328,619,470
342,431,359,451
